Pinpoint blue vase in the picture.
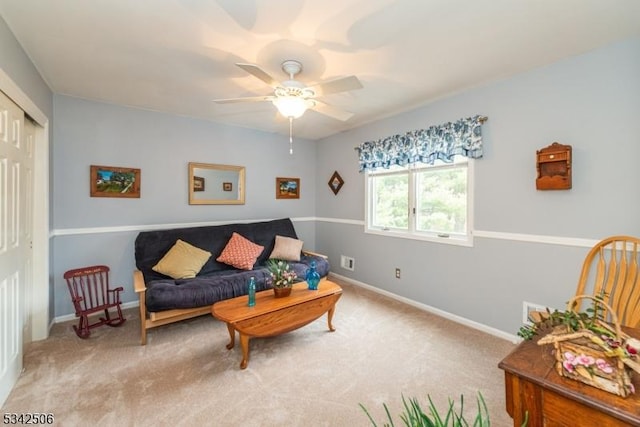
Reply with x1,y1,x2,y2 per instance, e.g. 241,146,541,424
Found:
247,276,256,306
305,260,320,290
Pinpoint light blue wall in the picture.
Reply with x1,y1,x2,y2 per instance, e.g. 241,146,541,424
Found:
52,95,318,316
0,16,53,119
315,37,640,336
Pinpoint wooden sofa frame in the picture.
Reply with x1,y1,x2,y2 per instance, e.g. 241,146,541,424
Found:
134,250,328,345
134,270,208,345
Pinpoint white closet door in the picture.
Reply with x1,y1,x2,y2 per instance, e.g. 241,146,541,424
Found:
0,89,33,405
22,118,35,347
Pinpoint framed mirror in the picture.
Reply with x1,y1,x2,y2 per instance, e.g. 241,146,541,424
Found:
188,162,245,205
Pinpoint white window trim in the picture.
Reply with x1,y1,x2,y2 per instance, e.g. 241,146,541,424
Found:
364,159,474,247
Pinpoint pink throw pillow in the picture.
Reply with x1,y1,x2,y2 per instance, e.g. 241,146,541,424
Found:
216,232,264,270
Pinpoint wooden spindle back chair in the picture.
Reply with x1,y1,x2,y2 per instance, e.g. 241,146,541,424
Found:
574,236,640,328
63,265,126,338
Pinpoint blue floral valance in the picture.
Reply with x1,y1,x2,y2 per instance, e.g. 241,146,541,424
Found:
355,115,486,172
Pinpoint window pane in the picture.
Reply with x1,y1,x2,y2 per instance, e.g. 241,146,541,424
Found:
371,173,408,229
416,165,467,234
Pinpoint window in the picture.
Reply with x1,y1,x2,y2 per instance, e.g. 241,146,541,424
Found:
365,157,473,246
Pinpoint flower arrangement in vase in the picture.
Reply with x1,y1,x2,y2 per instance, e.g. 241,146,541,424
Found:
266,259,297,297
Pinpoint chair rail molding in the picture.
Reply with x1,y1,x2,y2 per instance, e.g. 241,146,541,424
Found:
52,216,599,249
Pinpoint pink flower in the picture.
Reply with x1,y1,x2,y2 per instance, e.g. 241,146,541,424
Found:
562,352,577,373
596,358,614,374
625,338,640,356
575,354,595,367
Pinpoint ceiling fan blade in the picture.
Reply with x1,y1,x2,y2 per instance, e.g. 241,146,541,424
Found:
309,75,363,96
311,100,354,121
213,95,274,104
236,63,280,88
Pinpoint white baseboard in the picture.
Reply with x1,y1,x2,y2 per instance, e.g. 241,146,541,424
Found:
329,272,520,343
54,276,519,343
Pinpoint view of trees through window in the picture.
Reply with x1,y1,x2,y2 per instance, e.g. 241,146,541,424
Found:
371,173,408,229
416,165,467,234
367,160,469,240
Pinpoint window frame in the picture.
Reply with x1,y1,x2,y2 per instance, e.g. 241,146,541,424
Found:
364,158,474,247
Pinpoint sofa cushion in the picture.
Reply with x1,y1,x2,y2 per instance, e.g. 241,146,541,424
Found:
145,268,273,312
144,254,330,312
216,232,264,270
152,239,212,279
269,235,303,261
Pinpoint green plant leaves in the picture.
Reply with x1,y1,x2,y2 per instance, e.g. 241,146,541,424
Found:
360,392,491,427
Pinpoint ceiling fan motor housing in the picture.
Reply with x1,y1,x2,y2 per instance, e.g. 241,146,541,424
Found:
277,60,315,99
275,84,314,98
281,60,303,78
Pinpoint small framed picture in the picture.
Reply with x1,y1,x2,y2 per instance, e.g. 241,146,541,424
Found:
223,182,232,192
90,165,140,198
276,177,300,199
193,176,205,192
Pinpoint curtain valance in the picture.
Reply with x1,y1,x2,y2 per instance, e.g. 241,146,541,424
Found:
355,115,486,172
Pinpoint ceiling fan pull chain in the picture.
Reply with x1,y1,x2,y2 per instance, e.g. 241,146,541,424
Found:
289,117,294,155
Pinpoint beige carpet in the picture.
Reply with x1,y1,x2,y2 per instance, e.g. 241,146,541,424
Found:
2,278,516,426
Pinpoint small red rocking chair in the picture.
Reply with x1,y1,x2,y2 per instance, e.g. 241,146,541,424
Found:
63,265,126,338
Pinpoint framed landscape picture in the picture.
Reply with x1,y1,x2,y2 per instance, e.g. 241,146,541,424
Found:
90,165,140,198
275,177,300,199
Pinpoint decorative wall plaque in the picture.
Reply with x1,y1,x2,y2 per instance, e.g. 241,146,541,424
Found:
328,171,344,195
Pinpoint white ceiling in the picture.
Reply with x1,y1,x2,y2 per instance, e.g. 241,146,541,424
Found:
1,0,639,140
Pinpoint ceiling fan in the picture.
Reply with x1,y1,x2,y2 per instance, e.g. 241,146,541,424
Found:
213,60,363,153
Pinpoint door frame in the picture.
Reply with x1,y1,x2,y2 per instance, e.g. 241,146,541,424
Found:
0,67,50,341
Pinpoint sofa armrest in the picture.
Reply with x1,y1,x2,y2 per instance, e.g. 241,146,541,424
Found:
302,250,328,260
133,269,148,345
133,269,146,293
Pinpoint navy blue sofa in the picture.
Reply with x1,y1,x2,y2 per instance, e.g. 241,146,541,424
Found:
133,218,329,344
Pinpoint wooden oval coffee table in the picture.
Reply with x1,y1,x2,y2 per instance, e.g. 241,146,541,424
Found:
211,280,342,369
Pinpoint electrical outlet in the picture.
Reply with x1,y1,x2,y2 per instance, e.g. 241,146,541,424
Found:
522,301,549,324
395,268,401,279
341,255,355,271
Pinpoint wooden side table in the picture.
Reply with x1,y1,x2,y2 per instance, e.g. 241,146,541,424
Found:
498,333,640,426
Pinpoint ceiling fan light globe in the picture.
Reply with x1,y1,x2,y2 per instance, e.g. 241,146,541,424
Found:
273,96,308,119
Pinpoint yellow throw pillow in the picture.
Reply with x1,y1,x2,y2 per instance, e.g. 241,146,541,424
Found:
152,239,212,279
269,235,303,261
216,232,265,270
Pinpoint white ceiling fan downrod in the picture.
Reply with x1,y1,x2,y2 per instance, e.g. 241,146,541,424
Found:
289,117,294,155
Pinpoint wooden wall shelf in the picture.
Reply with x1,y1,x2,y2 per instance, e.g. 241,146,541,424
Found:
536,142,572,190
